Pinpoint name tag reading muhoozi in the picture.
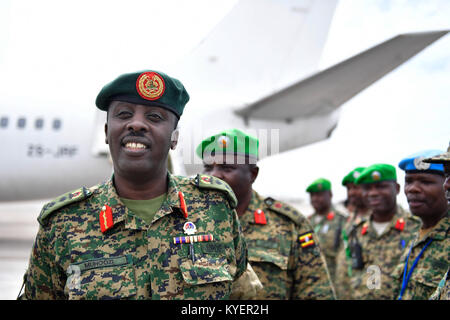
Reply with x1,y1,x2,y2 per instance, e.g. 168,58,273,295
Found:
71,255,131,273
173,234,214,244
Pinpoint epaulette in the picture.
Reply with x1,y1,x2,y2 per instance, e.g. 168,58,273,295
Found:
264,197,303,226
192,174,237,209
37,187,93,226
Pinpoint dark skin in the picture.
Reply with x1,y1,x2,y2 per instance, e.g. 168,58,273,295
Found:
202,155,258,216
361,181,400,222
345,183,370,216
404,172,447,229
444,163,450,205
104,101,178,200
310,191,332,216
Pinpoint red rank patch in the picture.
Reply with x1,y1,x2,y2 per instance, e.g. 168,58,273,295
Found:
361,223,369,235
395,218,405,231
254,209,267,225
327,211,335,220
274,202,282,208
179,191,188,218
99,205,114,233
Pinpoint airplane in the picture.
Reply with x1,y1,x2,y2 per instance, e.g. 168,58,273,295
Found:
0,0,448,201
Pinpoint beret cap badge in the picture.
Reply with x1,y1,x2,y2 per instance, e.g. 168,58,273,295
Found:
136,71,165,101
372,171,381,181
413,157,430,170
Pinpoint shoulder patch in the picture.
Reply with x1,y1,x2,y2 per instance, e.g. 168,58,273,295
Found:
38,187,92,226
192,174,238,208
264,197,304,225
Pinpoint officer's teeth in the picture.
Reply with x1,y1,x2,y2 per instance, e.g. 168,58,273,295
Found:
125,142,146,149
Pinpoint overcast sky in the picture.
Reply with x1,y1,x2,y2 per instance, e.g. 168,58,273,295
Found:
0,0,449,212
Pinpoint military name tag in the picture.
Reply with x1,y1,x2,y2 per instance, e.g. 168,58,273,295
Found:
70,255,131,273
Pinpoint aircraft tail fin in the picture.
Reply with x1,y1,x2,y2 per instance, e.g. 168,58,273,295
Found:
235,30,449,120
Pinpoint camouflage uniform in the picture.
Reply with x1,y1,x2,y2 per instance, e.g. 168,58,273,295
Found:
21,174,247,300
335,206,420,299
238,190,335,300
429,268,449,300
392,211,449,300
334,209,371,299
308,208,346,282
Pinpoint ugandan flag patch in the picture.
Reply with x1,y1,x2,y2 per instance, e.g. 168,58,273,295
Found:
299,232,315,248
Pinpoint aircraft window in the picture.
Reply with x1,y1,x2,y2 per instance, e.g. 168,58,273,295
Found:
53,119,62,130
0,117,7,128
35,118,44,129
17,117,26,129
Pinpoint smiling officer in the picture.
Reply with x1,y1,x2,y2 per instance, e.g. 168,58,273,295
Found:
337,164,420,299
19,70,247,300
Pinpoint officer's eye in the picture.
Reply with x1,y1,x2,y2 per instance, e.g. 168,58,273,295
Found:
147,113,164,122
115,110,133,119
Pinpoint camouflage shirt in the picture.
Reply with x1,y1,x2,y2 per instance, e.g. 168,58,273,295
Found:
334,209,371,299
392,211,449,300
335,206,420,300
237,190,335,300
308,209,346,281
21,173,247,300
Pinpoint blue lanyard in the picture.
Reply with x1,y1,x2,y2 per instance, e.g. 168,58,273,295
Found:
398,237,433,300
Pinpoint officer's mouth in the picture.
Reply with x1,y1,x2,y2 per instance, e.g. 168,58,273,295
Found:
121,138,150,156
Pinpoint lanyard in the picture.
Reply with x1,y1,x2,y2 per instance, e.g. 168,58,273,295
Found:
398,237,433,300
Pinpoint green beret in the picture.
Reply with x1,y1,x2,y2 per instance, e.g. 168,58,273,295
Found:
355,163,397,185
423,143,450,164
196,129,259,163
342,167,366,186
95,70,189,118
306,178,331,193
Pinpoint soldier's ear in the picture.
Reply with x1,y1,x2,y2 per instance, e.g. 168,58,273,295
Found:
250,165,259,183
170,129,179,150
104,123,109,144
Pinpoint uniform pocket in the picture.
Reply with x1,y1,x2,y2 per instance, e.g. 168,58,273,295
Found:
247,246,289,271
180,256,233,285
67,255,136,300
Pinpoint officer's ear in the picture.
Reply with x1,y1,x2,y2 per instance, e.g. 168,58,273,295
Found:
104,122,109,144
395,182,400,195
170,129,179,150
250,165,259,183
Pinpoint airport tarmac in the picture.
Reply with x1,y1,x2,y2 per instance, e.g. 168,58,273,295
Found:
0,200,44,300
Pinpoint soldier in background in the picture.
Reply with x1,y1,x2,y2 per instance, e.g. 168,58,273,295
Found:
19,70,248,300
306,178,346,283
392,149,448,300
336,164,420,299
197,129,335,300
335,167,371,298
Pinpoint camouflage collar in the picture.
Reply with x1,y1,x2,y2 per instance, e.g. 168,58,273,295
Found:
419,210,450,243
98,173,184,230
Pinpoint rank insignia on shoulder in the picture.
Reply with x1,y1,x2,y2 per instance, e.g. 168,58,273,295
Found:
254,209,267,225
395,218,405,231
299,232,315,248
99,205,114,233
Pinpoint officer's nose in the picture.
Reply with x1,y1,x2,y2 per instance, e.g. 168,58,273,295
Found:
126,113,149,133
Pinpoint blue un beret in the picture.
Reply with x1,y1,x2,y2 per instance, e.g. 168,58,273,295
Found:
398,150,444,174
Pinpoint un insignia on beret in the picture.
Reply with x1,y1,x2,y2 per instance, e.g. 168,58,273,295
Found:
372,171,381,181
136,71,165,101
413,156,431,170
